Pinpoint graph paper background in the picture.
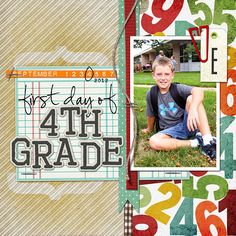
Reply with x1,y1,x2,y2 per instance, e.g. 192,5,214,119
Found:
15,69,120,181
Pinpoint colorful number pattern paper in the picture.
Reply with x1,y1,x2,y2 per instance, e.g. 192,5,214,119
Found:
132,0,236,235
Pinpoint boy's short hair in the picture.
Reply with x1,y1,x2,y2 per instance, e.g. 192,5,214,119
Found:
152,57,175,72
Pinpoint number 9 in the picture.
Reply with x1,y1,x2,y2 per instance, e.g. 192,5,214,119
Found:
141,0,184,34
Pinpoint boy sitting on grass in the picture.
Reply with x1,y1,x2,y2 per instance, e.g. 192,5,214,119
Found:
142,57,216,160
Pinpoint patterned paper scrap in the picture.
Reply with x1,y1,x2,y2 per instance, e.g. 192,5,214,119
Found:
1,0,126,235
14,68,121,181
131,0,236,234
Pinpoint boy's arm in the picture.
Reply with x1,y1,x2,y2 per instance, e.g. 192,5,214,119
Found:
187,87,204,131
142,90,156,133
142,116,155,133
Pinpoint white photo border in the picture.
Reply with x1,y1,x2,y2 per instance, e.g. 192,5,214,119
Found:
130,36,220,171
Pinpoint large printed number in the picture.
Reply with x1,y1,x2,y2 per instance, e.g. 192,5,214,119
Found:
188,0,236,44
175,21,195,36
190,171,207,177
213,0,236,45
40,108,58,137
220,70,236,179
140,186,152,208
182,175,228,200
187,0,212,25
220,69,236,116
145,183,181,224
141,0,184,34
228,47,236,69
220,116,236,179
219,190,236,235
132,215,158,236
170,198,197,235
196,201,227,236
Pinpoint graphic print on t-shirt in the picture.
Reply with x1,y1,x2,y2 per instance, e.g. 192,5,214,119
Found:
159,102,178,117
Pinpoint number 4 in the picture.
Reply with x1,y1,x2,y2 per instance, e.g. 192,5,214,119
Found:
170,198,197,235
40,108,59,137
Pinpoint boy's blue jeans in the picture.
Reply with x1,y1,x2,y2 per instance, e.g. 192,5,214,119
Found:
159,112,197,140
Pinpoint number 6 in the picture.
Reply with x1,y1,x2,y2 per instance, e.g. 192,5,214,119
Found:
196,201,227,236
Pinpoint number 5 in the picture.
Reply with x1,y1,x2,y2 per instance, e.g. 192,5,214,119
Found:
187,0,212,26
182,175,228,200
213,0,236,44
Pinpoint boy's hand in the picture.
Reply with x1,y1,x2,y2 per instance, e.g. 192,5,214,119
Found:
187,107,200,131
141,128,151,134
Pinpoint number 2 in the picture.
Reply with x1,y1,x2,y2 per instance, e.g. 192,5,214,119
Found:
145,183,181,224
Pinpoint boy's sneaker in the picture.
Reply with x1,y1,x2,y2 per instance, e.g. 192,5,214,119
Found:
210,137,216,147
201,142,216,160
195,133,203,146
195,134,216,160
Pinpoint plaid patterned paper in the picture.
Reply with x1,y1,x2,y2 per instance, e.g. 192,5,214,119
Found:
124,201,133,236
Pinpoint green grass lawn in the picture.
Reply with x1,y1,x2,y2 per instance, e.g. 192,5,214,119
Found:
134,71,216,88
133,87,216,168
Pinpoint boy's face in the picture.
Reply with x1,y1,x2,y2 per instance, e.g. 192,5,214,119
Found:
152,65,174,92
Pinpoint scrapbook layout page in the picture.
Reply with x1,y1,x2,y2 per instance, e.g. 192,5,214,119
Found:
0,0,235,235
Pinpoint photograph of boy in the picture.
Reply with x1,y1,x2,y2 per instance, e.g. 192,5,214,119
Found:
142,57,216,160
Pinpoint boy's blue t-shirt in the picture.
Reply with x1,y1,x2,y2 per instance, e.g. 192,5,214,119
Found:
146,84,192,130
